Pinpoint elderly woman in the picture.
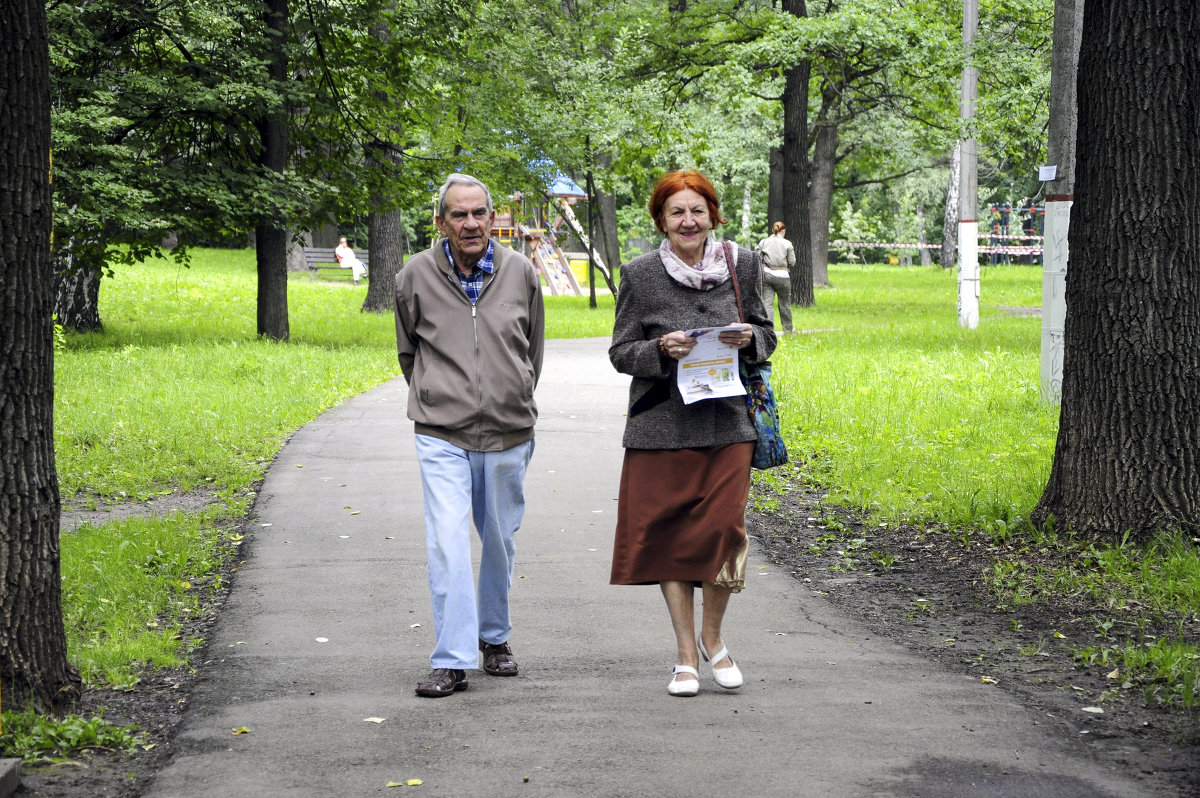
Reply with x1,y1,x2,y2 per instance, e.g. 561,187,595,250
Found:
335,236,368,285
609,169,776,696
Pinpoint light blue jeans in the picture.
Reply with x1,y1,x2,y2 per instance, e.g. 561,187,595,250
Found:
414,434,534,670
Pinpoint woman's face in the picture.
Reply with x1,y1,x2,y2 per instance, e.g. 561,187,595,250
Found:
661,188,712,265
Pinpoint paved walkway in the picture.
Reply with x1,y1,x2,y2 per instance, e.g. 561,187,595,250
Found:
144,338,1155,798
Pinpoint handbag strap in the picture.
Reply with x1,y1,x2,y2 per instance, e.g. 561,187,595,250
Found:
725,241,746,323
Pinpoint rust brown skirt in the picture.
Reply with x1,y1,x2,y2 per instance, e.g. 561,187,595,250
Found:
610,443,753,590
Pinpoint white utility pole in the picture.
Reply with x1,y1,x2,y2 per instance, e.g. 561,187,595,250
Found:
1040,0,1083,402
957,0,979,329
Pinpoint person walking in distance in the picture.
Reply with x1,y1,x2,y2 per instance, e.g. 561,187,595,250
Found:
755,221,795,333
394,173,546,698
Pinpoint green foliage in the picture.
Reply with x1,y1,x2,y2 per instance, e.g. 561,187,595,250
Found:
0,710,146,765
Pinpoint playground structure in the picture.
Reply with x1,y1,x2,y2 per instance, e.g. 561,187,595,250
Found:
492,176,614,296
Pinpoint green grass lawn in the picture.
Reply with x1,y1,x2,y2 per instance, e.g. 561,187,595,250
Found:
16,251,1197,723
772,263,1055,530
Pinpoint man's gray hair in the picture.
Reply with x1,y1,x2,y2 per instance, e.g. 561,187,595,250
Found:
437,173,494,217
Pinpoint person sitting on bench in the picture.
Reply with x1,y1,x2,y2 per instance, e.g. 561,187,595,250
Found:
335,236,368,284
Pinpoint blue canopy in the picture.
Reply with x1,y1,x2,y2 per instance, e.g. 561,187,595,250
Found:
549,174,587,198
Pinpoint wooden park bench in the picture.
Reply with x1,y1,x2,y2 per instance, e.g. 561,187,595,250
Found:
302,247,369,279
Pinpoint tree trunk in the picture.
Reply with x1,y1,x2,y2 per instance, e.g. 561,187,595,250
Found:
364,207,404,312
593,152,621,275
1039,0,1083,402
809,119,837,288
286,228,311,273
767,146,783,239
1032,1,1200,542
917,205,932,266
740,184,752,246
256,225,289,340
255,0,289,341
51,243,102,332
781,0,813,308
940,142,960,268
1,0,82,715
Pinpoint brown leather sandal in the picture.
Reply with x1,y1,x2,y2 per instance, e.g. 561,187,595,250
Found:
415,668,468,697
479,639,519,676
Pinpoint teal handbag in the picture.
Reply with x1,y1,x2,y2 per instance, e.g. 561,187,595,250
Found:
726,242,789,470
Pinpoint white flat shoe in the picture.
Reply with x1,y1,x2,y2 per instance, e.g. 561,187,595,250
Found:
698,636,743,689
667,665,700,697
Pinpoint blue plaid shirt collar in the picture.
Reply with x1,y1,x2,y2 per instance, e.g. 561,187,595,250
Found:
443,239,495,303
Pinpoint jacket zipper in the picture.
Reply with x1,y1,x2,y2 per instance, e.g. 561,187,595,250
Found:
447,266,494,449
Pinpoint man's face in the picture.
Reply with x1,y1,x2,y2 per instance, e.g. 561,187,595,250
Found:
436,184,494,269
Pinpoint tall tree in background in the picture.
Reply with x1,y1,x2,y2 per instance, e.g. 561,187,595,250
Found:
1038,0,1083,401
255,0,291,341
1032,1,1200,542
1,0,82,714
781,0,814,307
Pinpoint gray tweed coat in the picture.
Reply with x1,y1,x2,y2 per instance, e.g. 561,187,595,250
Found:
609,243,777,450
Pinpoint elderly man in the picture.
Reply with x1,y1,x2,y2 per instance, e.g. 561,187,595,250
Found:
394,173,546,698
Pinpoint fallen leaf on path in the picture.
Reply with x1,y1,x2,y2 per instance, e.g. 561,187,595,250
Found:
364,717,385,724
315,637,329,643
1081,706,1104,714
350,511,361,515
980,676,998,684
231,727,251,735
410,624,421,628
1106,668,1120,679
1053,632,1067,639
338,535,350,539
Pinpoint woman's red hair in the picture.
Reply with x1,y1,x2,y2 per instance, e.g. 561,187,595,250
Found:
648,169,727,233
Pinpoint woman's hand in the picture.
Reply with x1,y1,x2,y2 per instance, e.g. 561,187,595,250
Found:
717,323,754,350
658,331,697,360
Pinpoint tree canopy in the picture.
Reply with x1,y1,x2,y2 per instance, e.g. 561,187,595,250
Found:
44,0,1056,326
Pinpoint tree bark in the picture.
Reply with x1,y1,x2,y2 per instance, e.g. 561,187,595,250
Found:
286,228,311,273
1032,1,1200,542
940,142,960,268
781,0,813,308
1,0,82,714
809,119,837,288
917,205,932,266
51,242,102,332
364,207,405,312
593,152,621,277
767,146,783,248
1039,0,1083,402
255,0,290,342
